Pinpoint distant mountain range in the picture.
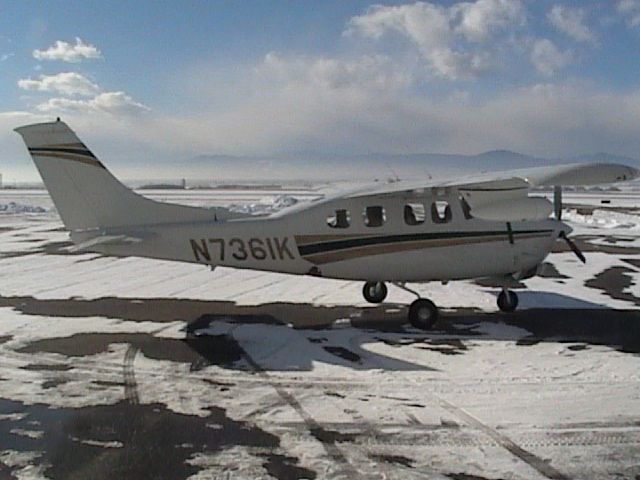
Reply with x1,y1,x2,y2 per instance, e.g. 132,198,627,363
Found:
187,150,640,182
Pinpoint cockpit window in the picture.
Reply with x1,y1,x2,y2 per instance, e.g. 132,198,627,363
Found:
327,209,350,228
364,206,385,227
431,201,452,224
404,203,426,225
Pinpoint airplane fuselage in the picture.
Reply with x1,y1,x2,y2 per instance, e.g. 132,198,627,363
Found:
88,190,562,282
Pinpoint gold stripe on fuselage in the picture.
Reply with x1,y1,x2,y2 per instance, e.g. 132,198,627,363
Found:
299,232,550,265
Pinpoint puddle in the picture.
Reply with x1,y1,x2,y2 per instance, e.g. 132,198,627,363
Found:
0,398,313,480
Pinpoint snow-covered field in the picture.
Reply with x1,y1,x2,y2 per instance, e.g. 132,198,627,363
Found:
0,189,639,480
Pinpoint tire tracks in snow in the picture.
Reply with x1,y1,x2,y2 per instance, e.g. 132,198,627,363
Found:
432,393,570,480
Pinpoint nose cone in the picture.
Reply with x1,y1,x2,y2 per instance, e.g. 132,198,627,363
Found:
628,166,640,180
558,222,573,237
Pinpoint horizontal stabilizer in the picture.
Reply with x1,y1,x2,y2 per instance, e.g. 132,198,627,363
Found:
67,234,144,253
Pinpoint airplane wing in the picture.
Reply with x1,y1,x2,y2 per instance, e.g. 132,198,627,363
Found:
343,162,640,222
346,163,639,199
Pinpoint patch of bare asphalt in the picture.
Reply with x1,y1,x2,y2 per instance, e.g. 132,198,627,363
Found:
368,453,414,468
446,474,507,480
21,364,72,371
623,258,640,269
585,266,640,307
0,398,316,480
0,241,82,259
376,337,468,356
473,277,526,288
553,236,640,255
537,262,570,279
367,308,640,354
0,460,18,480
563,203,640,214
16,332,244,372
442,308,640,354
0,295,406,328
323,346,361,363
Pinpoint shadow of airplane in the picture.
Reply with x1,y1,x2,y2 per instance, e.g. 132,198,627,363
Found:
3,291,639,373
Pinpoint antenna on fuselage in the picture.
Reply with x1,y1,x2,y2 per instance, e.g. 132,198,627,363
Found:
386,164,400,183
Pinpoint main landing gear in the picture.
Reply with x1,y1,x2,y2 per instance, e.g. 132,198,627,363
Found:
363,281,387,303
497,288,519,312
362,281,439,330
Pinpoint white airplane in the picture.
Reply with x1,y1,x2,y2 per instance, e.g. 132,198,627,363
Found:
15,120,640,329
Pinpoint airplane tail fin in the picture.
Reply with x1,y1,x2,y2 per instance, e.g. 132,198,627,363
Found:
14,120,228,232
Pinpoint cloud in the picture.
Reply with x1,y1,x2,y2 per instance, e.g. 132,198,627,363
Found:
115,53,640,162
33,37,102,63
618,0,640,27
259,52,412,91
36,92,149,116
18,72,100,96
451,0,525,42
547,5,595,43
530,38,572,76
345,0,524,79
120,79,640,166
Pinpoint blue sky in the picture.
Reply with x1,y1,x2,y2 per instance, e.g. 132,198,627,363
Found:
3,0,640,181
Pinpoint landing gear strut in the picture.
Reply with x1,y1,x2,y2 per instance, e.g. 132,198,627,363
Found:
393,282,439,330
363,281,388,303
497,289,518,312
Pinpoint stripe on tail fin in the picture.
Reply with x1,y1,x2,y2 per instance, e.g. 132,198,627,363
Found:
15,119,245,233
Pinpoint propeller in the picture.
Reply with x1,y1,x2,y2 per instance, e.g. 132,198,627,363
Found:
558,230,586,263
554,184,586,263
553,185,562,221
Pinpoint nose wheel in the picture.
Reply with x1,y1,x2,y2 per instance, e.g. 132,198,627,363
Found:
497,289,518,312
363,281,388,303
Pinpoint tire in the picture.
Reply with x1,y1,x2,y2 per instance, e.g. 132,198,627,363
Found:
497,290,518,312
408,298,439,330
363,282,387,303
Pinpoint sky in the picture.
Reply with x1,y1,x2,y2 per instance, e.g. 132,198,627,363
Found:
3,0,640,182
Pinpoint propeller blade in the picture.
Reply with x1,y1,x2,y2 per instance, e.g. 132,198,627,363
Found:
559,231,586,263
554,185,562,221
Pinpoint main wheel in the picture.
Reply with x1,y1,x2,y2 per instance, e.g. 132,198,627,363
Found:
363,281,387,303
497,290,518,312
408,298,439,330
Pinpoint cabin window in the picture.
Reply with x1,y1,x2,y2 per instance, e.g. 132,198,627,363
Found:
364,205,385,227
404,203,426,225
431,201,452,224
327,209,350,228
459,196,473,220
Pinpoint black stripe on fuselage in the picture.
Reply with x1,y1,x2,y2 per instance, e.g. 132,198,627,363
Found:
297,229,553,256
29,147,97,158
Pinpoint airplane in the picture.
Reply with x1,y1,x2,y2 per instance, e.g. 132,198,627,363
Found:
14,119,640,329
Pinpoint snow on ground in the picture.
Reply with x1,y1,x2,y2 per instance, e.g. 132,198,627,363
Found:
0,188,639,480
